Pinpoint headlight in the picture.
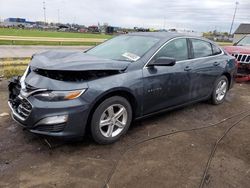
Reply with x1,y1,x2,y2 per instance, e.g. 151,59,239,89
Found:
34,89,86,101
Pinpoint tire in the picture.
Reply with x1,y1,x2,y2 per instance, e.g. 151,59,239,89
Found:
91,96,132,144
211,75,228,105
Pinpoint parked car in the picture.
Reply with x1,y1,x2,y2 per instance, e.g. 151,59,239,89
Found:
8,32,237,144
224,35,250,82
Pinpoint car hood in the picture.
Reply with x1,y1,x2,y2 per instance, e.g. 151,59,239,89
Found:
30,50,130,71
24,51,130,91
223,46,250,54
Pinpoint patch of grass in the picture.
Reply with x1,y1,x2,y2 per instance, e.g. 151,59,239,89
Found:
0,40,100,46
0,58,30,66
1,65,27,78
0,59,29,78
0,28,113,39
216,42,232,46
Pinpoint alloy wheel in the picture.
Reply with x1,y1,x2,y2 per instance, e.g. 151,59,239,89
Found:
215,80,227,101
99,104,128,138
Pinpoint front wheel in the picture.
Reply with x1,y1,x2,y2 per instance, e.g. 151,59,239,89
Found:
91,96,132,144
211,75,228,105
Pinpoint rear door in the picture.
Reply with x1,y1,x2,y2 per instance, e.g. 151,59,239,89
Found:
187,38,224,100
142,38,192,115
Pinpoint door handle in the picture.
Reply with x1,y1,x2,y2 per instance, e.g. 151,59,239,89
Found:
213,62,220,66
184,66,192,71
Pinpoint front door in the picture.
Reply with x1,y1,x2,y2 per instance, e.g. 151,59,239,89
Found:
142,38,192,115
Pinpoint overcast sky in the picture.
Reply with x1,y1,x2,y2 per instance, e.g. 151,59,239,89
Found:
0,0,249,32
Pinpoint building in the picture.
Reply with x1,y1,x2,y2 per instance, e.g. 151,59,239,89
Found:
233,23,250,43
88,25,99,33
3,18,26,27
2,17,36,27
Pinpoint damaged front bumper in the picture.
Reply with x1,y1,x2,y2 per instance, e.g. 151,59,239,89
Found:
8,77,90,138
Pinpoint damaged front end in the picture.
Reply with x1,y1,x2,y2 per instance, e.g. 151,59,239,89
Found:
7,49,130,137
7,66,90,137
8,52,129,137
8,67,47,124
8,65,124,122
8,76,29,122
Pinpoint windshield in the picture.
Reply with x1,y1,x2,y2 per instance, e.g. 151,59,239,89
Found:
237,36,250,46
86,35,159,61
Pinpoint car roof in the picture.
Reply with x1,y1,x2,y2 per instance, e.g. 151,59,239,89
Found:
127,32,221,46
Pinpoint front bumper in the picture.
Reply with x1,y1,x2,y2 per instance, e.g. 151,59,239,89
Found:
8,95,90,138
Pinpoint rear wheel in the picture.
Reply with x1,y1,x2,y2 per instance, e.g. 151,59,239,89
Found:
91,96,132,144
211,75,228,105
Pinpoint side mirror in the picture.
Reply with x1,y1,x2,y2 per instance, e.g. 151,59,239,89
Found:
148,57,176,67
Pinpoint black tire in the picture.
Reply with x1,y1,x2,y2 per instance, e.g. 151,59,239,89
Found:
91,96,132,144
211,75,228,105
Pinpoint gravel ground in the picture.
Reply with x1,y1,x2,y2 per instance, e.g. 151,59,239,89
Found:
0,79,249,188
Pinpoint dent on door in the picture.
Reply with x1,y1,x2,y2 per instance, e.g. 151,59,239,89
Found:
188,57,225,100
142,62,191,115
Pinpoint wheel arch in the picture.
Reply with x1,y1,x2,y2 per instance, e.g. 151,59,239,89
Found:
222,72,232,89
85,88,138,132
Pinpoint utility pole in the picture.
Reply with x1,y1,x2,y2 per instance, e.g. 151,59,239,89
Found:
43,1,47,24
57,9,60,23
229,1,239,35
163,17,166,30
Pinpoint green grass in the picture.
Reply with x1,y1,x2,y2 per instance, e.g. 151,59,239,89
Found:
0,58,30,66
0,59,29,78
0,40,232,47
0,40,100,46
216,42,232,46
1,65,27,78
0,28,113,39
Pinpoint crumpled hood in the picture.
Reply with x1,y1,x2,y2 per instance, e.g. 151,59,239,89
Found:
223,46,250,54
24,51,130,91
30,50,130,71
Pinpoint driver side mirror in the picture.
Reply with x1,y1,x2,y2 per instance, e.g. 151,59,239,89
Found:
147,57,176,67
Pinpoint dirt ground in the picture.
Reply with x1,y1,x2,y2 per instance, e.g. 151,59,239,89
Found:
0,79,250,188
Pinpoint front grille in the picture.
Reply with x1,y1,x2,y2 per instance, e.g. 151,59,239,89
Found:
34,124,65,132
9,76,33,121
14,97,32,120
231,53,250,63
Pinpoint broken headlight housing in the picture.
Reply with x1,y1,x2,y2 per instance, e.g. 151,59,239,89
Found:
33,89,86,101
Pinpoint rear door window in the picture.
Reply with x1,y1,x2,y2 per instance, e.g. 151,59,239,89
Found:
191,39,213,58
212,44,222,55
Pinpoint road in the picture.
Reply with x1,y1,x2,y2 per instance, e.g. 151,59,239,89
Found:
0,79,250,188
0,35,106,42
0,45,90,58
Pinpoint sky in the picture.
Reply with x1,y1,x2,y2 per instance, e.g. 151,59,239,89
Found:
0,0,249,32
